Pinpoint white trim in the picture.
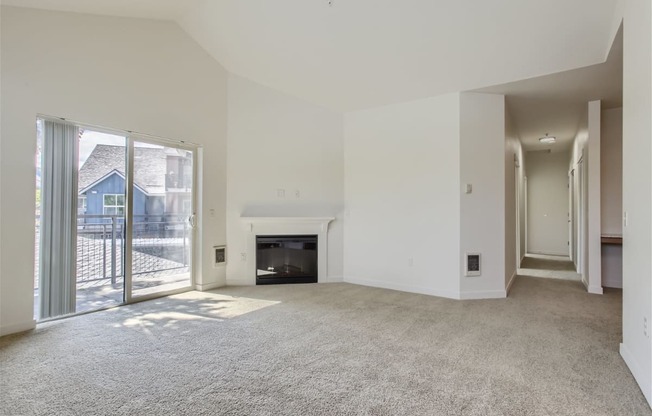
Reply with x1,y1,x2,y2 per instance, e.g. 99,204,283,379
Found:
343,276,459,300
602,279,622,289
506,270,518,295
241,216,335,225
581,275,589,290
37,114,200,148
527,250,570,257
0,319,36,337
124,140,135,303
325,275,344,283
458,290,507,300
195,282,224,291
102,193,126,216
588,285,604,295
620,343,652,404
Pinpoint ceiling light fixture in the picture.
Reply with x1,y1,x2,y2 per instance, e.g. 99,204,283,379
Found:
539,133,556,144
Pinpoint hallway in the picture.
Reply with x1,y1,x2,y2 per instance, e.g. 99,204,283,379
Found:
519,253,582,281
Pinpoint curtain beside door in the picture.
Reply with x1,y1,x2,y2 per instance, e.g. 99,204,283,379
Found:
39,120,79,319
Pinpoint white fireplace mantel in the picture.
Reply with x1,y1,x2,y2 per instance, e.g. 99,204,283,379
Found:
241,216,334,232
240,216,335,284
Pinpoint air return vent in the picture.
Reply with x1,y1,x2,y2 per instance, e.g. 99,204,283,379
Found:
465,253,481,277
214,246,226,266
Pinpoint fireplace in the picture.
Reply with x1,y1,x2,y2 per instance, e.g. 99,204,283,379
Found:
256,235,318,285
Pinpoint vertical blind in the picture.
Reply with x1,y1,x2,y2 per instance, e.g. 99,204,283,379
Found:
39,119,79,319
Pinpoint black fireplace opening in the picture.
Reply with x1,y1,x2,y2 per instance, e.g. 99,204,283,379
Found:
256,235,318,285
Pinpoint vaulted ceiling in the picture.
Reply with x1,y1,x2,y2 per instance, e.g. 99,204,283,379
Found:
1,0,623,112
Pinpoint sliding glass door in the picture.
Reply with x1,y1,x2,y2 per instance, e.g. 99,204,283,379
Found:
35,118,196,320
127,139,195,300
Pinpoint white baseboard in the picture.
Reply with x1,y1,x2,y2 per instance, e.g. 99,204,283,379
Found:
588,285,604,295
323,276,344,283
458,289,507,300
0,319,36,337
506,271,518,295
195,281,225,291
581,275,589,290
527,250,569,257
344,276,459,300
226,278,254,286
620,343,652,405
602,279,622,289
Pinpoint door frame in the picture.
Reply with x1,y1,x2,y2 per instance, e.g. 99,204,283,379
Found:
124,133,198,304
36,115,199,315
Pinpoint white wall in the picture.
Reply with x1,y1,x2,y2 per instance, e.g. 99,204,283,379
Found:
526,150,571,256
505,108,524,291
0,7,229,335
587,100,603,293
621,0,652,405
570,110,588,274
343,94,460,298
225,74,344,284
459,92,506,299
569,102,603,295
601,108,623,235
601,107,623,288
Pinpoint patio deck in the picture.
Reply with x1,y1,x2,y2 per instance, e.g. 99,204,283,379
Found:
34,214,193,319
34,268,191,318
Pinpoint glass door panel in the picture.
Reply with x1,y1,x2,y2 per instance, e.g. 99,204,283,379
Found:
129,141,194,298
75,129,127,312
34,121,127,319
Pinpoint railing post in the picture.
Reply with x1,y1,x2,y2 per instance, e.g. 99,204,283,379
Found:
111,216,117,285
102,224,107,280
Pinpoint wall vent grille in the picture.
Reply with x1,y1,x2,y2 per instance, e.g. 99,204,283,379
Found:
465,253,481,277
214,246,226,266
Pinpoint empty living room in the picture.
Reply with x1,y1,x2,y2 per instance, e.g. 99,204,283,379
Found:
1,1,652,415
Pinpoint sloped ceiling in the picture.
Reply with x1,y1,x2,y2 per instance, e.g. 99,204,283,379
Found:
477,25,623,151
1,0,622,111
178,0,621,111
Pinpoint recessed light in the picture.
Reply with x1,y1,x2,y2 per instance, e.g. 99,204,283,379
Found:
539,134,556,144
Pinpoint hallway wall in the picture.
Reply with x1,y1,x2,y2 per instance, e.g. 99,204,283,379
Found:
526,150,571,256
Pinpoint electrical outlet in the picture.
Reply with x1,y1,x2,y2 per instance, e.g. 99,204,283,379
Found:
408,257,414,267
295,190,301,198
277,189,285,198
240,252,247,262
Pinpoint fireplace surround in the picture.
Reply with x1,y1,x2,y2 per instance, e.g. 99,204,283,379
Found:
240,216,335,284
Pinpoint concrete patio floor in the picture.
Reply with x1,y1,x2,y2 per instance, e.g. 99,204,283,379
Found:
34,268,191,319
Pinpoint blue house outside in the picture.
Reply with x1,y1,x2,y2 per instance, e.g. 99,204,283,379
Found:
77,144,187,229
79,170,160,223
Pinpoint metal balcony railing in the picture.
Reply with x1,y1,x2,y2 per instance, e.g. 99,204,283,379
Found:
35,214,190,288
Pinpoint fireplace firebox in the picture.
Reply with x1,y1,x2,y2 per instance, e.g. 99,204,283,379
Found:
256,235,318,284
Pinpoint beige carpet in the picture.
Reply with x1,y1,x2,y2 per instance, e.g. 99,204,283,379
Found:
1,277,650,415
519,254,582,281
